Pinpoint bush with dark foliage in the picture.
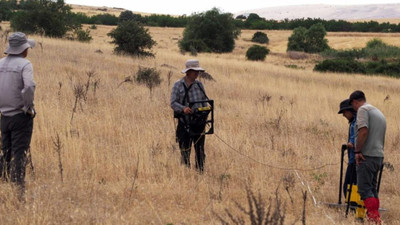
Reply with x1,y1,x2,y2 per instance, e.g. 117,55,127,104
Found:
179,8,240,53
251,31,269,44
246,45,270,61
108,20,156,57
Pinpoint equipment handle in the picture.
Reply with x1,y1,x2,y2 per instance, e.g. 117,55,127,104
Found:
377,162,384,194
338,144,347,205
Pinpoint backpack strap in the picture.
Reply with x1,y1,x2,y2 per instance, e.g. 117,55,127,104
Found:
182,82,193,106
196,82,209,100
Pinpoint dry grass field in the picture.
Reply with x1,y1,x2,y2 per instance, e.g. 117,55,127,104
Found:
0,22,400,225
69,4,126,16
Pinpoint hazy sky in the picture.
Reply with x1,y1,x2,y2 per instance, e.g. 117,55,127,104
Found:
65,0,400,15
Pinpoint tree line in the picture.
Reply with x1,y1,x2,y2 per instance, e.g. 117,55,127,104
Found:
234,13,400,32
1,0,400,32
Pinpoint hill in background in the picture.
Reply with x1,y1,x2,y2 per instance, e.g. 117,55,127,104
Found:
236,4,400,20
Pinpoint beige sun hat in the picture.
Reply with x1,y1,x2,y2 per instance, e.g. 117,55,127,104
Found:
5,32,35,55
181,59,205,74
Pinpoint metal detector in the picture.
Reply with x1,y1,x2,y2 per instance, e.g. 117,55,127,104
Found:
322,144,386,217
188,100,214,136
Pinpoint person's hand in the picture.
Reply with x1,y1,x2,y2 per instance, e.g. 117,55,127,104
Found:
26,108,36,118
347,142,354,149
355,153,365,165
183,107,193,114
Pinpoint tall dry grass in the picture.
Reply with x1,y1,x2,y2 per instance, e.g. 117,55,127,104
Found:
0,24,399,224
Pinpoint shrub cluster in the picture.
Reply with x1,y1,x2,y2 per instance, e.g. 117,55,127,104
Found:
314,59,400,77
322,39,400,60
75,28,93,42
246,45,270,61
314,59,366,74
107,20,156,57
135,67,162,93
287,23,330,53
10,0,80,38
315,39,400,77
179,8,240,53
251,31,269,44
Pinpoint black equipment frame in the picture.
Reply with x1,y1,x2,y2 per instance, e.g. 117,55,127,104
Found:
188,100,214,136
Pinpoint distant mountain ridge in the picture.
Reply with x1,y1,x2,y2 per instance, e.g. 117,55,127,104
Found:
236,4,400,20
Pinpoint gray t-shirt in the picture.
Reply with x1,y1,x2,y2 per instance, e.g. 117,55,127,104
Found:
356,103,386,157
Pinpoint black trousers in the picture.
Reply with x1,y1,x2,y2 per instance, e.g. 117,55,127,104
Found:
344,162,357,198
0,113,33,189
176,120,206,172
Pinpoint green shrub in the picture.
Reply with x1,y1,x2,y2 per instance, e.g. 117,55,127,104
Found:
251,31,269,44
314,59,366,74
90,24,97,29
179,39,210,53
287,27,307,52
287,23,329,53
179,8,240,53
366,38,386,48
108,20,156,57
10,0,79,38
363,38,400,59
246,45,270,61
321,48,363,59
304,23,330,53
366,60,400,77
135,67,162,94
75,28,92,42
322,39,400,61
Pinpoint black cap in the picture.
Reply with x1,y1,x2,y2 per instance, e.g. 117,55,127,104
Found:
349,90,366,104
338,99,354,114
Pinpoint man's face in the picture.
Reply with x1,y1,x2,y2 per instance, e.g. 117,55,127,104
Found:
342,110,354,121
351,100,361,111
187,70,200,80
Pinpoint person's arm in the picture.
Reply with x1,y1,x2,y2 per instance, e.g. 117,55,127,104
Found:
21,62,36,114
355,127,368,153
347,120,356,149
355,106,369,164
355,127,368,165
170,82,191,114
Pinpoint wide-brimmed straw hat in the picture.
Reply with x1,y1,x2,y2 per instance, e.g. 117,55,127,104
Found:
338,99,354,114
5,32,35,55
181,59,205,74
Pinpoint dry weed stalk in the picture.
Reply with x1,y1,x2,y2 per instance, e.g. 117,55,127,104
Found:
93,78,100,96
70,83,85,125
127,157,140,205
283,173,295,204
1,29,9,43
216,186,286,225
38,41,43,52
25,147,35,179
259,93,272,108
117,76,133,88
167,71,172,87
83,70,96,102
52,133,64,183
57,81,62,97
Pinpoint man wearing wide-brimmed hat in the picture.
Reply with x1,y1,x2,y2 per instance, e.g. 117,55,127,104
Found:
338,99,358,199
0,32,36,198
171,59,209,172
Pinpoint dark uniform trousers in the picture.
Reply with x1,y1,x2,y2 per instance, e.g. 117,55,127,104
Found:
176,120,206,172
0,113,33,190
